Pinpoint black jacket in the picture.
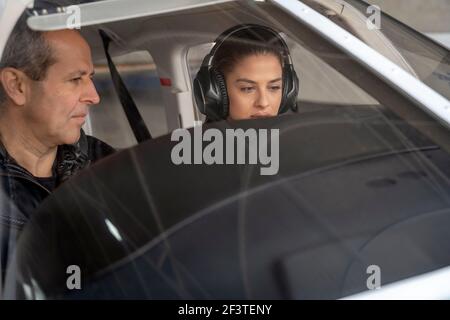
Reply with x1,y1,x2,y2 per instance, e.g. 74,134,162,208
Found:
0,131,115,282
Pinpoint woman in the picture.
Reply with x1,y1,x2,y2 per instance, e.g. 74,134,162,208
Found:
193,24,299,122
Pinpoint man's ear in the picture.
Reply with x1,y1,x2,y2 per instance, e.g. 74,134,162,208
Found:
0,67,29,106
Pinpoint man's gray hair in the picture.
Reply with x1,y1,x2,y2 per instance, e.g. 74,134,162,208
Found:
0,14,56,105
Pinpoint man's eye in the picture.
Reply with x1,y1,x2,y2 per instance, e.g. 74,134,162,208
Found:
70,77,82,83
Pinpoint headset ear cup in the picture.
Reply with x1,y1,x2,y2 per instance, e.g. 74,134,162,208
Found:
279,65,299,114
290,67,299,112
213,69,229,119
194,65,227,121
193,65,210,116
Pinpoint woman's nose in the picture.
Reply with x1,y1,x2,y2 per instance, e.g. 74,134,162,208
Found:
256,89,270,108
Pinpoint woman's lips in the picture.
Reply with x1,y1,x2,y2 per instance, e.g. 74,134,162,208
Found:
251,113,271,119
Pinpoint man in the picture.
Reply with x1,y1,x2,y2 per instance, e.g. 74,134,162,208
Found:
0,15,115,280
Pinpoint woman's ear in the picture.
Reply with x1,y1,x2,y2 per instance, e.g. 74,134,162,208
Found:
0,67,29,106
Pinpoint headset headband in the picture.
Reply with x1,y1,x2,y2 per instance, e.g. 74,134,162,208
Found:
201,24,293,68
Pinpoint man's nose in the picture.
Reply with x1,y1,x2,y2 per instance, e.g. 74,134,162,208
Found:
81,79,101,105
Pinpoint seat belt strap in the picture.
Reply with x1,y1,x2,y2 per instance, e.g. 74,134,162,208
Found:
99,29,152,142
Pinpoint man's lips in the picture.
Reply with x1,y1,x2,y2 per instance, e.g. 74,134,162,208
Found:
72,113,87,118
71,113,87,124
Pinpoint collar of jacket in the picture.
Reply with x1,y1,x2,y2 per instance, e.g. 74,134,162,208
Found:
0,130,90,185
0,141,9,164
55,130,91,184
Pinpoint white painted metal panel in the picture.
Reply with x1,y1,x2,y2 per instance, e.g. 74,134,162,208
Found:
26,0,234,31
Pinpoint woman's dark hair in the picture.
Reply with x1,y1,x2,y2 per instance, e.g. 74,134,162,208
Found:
211,27,285,75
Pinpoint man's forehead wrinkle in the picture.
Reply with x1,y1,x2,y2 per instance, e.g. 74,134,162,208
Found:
68,70,87,76
61,67,95,79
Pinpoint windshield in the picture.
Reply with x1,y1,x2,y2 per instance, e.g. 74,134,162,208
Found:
335,0,450,100
2,0,450,300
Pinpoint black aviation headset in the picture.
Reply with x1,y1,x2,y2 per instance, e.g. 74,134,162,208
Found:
193,24,299,122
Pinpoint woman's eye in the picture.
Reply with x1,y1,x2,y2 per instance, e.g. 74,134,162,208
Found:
240,87,255,93
269,85,281,91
